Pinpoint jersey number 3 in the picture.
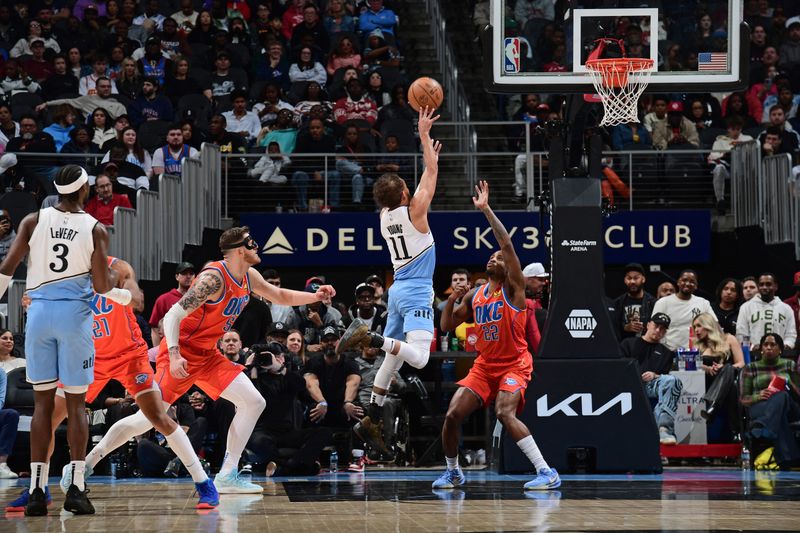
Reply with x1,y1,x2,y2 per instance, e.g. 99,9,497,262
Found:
388,235,411,261
49,243,69,273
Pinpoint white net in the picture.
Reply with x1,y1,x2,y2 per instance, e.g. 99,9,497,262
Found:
585,59,654,127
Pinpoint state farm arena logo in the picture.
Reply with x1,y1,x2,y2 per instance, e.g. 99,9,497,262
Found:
561,239,597,252
565,309,596,338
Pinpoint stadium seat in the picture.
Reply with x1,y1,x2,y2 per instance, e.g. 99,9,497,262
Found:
700,127,726,149
4,367,34,415
136,120,172,152
177,94,213,128
10,93,43,114
380,119,417,152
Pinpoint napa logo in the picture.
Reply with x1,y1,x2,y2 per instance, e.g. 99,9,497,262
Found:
565,309,596,338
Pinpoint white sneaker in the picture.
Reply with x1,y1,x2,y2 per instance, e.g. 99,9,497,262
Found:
214,470,264,494
659,427,677,445
0,462,17,479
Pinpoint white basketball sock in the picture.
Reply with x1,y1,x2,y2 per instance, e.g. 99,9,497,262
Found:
516,435,549,473
445,456,459,470
164,428,208,483
29,462,48,493
70,461,86,491
217,373,266,477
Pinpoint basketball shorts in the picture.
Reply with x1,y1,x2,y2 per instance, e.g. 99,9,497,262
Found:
155,343,245,404
384,278,435,339
457,352,533,412
85,347,155,403
25,299,95,387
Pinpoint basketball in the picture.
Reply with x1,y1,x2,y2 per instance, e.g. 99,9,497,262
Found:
408,77,444,112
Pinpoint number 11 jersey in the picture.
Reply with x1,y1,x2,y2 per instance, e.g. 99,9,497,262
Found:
26,206,98,301
379,206,435,280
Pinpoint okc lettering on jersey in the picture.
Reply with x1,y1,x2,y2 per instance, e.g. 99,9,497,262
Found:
475,300,504,325
90,294,113,315
90,294,114,339
222,294,250,331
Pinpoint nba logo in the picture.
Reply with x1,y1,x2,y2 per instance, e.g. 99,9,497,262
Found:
504,38,520,73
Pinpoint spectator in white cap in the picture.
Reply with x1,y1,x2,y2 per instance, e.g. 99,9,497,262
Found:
521,262,548,355
0,153,18,190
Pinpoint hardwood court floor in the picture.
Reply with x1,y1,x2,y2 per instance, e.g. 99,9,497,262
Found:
2,469,799,532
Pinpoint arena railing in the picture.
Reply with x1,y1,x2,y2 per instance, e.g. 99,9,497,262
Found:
761,153,794,248
7,279,25,335
731,141,762,228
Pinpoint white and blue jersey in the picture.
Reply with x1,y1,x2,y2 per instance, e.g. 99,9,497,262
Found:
380,206,435,337
24,207,99,387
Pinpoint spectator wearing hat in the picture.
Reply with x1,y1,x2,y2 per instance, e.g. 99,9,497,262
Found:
522,262,548,354
137,36,173,87
783,272,800,337
620,312,682,445
211,51,248,98
20,38,55,83
83,172,133,226
0,154,19,191
129,76,174,127
287,280,344,352
363,29,401,71
149,261,195,346
613,263,656,341
348,283,387,333
364,274,387,308
652,101,699,150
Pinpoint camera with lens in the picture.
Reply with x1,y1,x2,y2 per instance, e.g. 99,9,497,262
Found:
249,341,287,368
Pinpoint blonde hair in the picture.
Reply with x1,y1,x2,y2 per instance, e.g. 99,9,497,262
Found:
693,312,729,361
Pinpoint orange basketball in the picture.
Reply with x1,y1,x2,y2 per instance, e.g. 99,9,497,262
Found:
408,77,444,112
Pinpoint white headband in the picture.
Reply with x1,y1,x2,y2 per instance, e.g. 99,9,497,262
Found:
55,168,89,194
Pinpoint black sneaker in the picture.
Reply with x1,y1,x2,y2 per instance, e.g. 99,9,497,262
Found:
24,488,48,516
163,457,182,478
64,484,95,515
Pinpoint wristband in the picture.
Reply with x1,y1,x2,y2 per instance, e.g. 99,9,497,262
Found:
318,401,328,407
103,287,132,306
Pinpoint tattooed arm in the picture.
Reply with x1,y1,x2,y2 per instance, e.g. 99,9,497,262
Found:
163,270,224,378
473,180,525,309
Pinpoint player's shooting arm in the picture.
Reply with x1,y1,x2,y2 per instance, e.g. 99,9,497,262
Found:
163,270,223,355
0,213,34,297
408,106,441,224
475,181,526,307
441,286,476,333
248,267,336,306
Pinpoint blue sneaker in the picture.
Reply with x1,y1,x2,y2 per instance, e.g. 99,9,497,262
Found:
214,470,263,494
195,478,220,509
523,468,561,490
6,486,51,512
60,463,94,495
431,467,465,489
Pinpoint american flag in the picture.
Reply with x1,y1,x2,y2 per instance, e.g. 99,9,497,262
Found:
698,52,728,71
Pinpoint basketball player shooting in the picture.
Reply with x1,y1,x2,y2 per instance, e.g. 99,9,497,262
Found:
433,181,560,491
336,105,441,455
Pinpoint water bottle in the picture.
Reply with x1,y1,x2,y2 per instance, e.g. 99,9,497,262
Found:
329,450,338,473
741,446,750,470
742,336,751,364
677,351,686,371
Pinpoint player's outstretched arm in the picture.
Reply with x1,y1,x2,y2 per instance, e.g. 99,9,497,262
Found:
0,213,35,298
473,180,525,309
409,106,441,225
441,285,477,332
90,223,118,294
248,267,336,306
163,270,224,378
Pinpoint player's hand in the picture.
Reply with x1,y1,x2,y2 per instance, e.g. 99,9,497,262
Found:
472,180,490,210
449,284,468,302
310,401,328,422
169,353,190,379
417,106,440,136
315,284,336,301
343,401,363,420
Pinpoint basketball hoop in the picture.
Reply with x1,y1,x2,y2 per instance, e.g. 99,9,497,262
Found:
585,58,654,127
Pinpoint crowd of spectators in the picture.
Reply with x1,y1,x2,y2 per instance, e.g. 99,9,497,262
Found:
0,0,418,217
500,1,800,212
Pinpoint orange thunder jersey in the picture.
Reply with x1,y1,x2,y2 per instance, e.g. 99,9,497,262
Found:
91,257,147,360
471,283,528,366
178,260,250,357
